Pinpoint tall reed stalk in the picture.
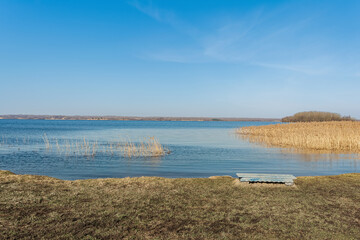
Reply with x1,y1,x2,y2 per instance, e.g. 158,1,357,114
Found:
42,133,51,150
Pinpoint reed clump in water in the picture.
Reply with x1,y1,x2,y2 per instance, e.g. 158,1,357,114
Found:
42,135,168,158
236,121,360,153
121,137,168,157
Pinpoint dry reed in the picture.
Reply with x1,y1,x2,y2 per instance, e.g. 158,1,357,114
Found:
42,133,51,150
236,121,360,153
41,135,168,158
121,137,167,157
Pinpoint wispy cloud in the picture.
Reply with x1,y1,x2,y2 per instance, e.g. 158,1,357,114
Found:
128,0,337,76
201,8,264,61
252,61,330,75
128,0,174,24
143,51,203,63
128,0,198,37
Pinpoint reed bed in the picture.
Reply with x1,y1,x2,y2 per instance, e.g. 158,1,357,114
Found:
237,121,360,153
41,134,168,158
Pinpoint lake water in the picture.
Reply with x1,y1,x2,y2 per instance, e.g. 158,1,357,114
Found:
0,119,358,180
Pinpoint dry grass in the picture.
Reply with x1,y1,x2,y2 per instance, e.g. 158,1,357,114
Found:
237,121,360,153
0,170,359,239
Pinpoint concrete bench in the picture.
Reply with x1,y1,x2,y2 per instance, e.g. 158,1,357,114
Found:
236,173,296,186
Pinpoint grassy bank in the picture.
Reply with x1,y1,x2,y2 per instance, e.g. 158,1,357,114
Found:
1,171,359,239
237,121,360,153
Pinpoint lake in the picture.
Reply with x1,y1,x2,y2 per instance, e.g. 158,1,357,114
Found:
0,119,358,180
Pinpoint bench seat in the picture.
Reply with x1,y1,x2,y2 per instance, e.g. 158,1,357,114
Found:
236,173,296,186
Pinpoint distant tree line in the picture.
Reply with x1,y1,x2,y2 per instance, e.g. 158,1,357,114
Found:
282,111,354,122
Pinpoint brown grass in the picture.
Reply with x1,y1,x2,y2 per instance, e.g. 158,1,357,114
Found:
237,121,360,153
0,170,359,239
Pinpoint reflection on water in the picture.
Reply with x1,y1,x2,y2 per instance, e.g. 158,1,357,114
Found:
278,148,360,162
0,119,359,180
237,133,360,161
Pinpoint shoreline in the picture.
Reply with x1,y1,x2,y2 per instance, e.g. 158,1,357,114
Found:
1,169,358,180
0,114,280,122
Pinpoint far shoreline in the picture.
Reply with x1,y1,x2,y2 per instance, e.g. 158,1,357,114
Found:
0,114,280,122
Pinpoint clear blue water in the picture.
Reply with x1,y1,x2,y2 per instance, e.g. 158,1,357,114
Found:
0,119,358,180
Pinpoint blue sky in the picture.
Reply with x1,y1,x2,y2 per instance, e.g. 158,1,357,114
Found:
1,0,359,118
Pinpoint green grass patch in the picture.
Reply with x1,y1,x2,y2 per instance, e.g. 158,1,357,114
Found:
1,170,359,239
